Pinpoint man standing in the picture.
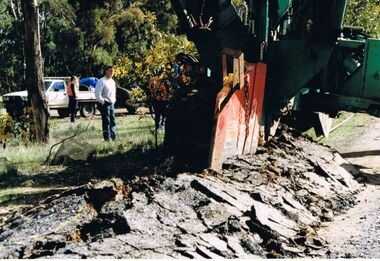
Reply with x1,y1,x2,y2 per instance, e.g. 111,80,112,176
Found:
95,65,117,141
67,76,79,122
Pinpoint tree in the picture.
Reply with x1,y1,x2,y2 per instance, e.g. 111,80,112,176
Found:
22,0,49,143
0,0,191,94
345,0,380,37
0,0,25,93
139,0,177,32
68,0,127,75
113,9,196,90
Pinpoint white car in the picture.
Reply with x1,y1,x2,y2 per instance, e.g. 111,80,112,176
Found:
2,77,98,118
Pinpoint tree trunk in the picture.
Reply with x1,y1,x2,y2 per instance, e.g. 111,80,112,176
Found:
22,0,49,143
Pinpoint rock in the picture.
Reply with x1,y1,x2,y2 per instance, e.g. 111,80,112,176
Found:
240,235,267,256
322,211,334,221
211,215,242,233
0,128,363,259
309,205,322,216
0,192,94,258
195,245,225,258
282,243,305,256
281,193,319,226
199,233,228,252
225,235,248,257
225,235,264,258
249,200,298,240
196,201,241,229
52,138,96,164
191,176,254,212
178,250,206,259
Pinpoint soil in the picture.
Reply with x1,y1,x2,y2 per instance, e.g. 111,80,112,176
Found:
1,114,380,258
318,114,380,258
0,127,362,258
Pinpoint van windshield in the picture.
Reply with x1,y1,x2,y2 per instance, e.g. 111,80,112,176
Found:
44,81,52,90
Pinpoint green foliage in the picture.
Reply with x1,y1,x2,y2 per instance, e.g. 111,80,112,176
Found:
0,109,31,148
0,0,24,93
114,27,196,90
232,0,245,6
139,0,177,32
345,0,380,37
0,0,189,95
129,87,147,103
1,0,376,96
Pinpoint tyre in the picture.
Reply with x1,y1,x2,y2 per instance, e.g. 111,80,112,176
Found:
125,102,136,114
57,108,70,118
80,103,95,117
4,98,25,119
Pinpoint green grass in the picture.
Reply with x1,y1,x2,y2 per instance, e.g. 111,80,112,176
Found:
0,187,67,207
0,114,159,171
0,113,163,207
318,112,374,149
302,111,354,141
303,112,374,149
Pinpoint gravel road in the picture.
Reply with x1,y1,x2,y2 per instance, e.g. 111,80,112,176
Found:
319,114,380,258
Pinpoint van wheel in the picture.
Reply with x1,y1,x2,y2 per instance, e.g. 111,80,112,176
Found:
80,104,95,117
57,108,70,118
126,103,136,114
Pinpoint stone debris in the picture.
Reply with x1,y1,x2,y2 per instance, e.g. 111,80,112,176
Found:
0,130,361,258
52,138,96,165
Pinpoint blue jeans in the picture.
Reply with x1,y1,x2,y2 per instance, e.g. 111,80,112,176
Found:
101,102,116,141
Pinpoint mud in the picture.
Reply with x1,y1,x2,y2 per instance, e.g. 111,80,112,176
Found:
0,128,362,258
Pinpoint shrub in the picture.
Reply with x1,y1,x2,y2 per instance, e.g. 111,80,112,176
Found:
0,108,31,148
130,87,147,104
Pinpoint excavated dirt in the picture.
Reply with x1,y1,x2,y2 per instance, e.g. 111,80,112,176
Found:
0,129,362,258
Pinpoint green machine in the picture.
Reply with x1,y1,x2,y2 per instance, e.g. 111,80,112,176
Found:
303,37,380,116
165,0,380,168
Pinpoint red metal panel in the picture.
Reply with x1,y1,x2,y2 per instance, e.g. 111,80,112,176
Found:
209,85,230,169
209,62,267,169
247,62,267,154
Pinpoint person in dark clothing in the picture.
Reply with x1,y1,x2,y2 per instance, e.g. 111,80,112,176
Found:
68,76,79,122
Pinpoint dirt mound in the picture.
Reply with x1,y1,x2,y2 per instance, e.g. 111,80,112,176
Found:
0,131,361,258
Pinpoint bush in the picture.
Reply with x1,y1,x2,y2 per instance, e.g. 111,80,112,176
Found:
129,87,147,104
0,108,31,148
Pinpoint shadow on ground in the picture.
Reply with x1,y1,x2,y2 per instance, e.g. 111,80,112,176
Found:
340,162,380,186
340,150,380,158
0,145,173,206
0,189,67,207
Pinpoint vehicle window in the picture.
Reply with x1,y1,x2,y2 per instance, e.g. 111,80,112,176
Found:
79,84,90,91
44,81,52,90
53,82,65,92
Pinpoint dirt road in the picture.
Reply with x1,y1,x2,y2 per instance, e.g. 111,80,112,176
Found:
319,114,380,258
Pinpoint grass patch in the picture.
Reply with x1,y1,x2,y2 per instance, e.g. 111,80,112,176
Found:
0,187,68,207
0,113,163,207
0,114,159,172
318,113,374,148
0,145,50,173
303,112,355,141
302,112,374,150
